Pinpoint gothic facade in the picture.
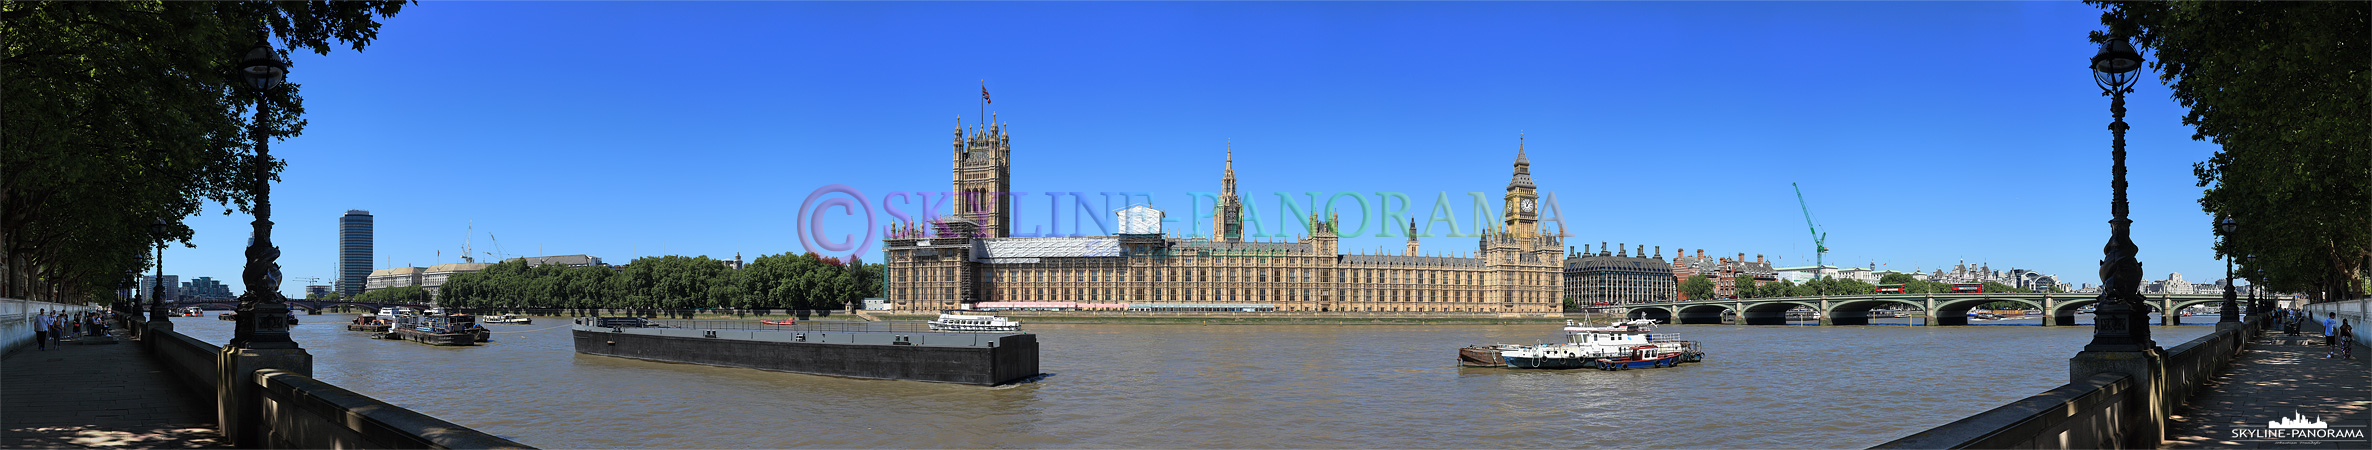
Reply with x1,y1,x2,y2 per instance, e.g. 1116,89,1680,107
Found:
882,121,1564,313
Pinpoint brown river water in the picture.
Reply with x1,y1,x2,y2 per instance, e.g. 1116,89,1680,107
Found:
170,314,2213,449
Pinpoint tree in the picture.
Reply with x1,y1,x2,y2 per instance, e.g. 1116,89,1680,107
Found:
1878,273,1919,286
2088,1,2371,302
1680,275,1715,301
1981,281,2027,294
3,1,407,303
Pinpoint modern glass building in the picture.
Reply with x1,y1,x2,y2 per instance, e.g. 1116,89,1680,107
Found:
338,210,373,296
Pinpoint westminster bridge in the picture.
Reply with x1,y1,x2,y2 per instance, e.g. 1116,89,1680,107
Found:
1621,292,2241,326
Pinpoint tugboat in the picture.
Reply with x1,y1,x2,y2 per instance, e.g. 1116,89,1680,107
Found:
929,309,1021,332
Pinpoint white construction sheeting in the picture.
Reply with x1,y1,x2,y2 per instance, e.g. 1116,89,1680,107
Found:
1117,205,1164,235
978,237,1121,259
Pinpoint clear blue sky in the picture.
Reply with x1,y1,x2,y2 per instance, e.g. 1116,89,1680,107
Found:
168,1,2238,293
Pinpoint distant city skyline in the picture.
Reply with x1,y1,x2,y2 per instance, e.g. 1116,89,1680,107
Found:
156,2,2239,296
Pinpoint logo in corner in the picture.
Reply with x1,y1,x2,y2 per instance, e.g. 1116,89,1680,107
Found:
2270,412,2330,429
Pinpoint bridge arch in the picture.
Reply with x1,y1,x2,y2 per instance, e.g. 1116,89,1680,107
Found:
1739,301,1823,325
2048,297,2165,326
1825,298,1928,326
1674,304,1732,325
1627,306,1674,324
1931,297,2042,326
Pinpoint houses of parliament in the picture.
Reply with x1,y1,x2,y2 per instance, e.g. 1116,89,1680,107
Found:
881,117,1565,313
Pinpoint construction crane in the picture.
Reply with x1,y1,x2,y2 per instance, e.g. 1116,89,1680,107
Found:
486,232,507,262
1792,183,1830,280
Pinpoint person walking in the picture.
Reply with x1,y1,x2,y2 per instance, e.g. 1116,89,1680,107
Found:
2322,312,2341,358
2339,319,2354,360
32,309,50,351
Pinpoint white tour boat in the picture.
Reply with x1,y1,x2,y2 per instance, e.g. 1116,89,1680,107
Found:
929,310,1022,332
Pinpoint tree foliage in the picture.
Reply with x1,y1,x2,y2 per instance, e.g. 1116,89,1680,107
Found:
1679,275,1714,301
2,1,407,303
436,253,884,314
351,285,427,306
2088,1,2371,301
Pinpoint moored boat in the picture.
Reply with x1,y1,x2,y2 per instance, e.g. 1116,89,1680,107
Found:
483,314,532,324
929,310,1021,332
1460,319,1705,370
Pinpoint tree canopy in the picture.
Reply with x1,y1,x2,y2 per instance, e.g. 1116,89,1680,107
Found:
2,1,407,303
1679,275,1714,301
435,253,883,314
2087,1,2370,301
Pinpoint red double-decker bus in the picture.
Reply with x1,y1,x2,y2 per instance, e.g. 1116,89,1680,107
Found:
1951,282,1985,293
1876,284,1907,294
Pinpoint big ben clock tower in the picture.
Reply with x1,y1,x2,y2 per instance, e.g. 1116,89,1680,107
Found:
1504,137,1538,238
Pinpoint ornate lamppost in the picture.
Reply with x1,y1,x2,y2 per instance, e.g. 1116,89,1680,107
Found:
149,219,173,328
2218,217,2239,323
229,42,296,350
2082,38,2154,352
2245,254,2265,315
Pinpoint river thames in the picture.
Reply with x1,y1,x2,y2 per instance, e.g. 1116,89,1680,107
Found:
172,314,2214,448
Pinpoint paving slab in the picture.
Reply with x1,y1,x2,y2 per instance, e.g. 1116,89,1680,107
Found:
2165,318,2371,449
2,332,222,449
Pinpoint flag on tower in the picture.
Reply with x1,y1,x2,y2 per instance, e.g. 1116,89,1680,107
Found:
981,84,991,104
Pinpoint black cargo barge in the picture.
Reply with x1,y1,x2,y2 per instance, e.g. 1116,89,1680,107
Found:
571,317,1041,386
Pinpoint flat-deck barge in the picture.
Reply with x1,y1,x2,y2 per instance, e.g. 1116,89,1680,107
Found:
571,317,1040,386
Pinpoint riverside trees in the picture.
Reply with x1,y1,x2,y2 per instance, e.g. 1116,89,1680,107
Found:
435,252,883,314
2088,1,2371,302
2,1,406,302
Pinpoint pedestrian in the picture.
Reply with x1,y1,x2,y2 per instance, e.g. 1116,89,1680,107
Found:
32,309,49,351
2340,319,2354,360
2322,312,2340,358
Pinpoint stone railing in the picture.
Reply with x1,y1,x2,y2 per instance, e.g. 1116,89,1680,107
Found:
2303,298,2370,350
2,298,98,355
124,317,532,449
1874,315,2265,449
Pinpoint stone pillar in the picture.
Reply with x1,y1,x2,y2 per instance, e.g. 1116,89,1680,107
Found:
2069,349,2165,448
2041,294,2057,326
217,346,311,447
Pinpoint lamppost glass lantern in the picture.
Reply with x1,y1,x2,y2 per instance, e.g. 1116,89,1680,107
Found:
240,44,287,92
2091,39,2144,90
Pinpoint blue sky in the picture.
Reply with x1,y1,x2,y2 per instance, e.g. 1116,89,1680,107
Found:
168,1,2239,293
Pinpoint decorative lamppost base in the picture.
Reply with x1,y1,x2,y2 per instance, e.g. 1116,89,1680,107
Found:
215,345,310,447
2068,348,2166,448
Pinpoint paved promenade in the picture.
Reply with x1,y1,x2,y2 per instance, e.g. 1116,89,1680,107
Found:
2165,318,2371,449
1,330,222,448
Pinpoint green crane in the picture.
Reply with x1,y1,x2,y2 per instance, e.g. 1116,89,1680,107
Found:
1793,183,1829,280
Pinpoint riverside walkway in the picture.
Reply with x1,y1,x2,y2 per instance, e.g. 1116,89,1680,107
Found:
1,331,223,448
2164,318,2370,449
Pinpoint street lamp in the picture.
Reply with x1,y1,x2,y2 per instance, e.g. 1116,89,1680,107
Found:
2245,254,2265,315
230,41,296,349
2218,216,2239,323
150,219,173,328
2083,38,2154,352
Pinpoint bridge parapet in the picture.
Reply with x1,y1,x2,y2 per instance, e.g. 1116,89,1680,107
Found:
1623,293,2232,326
1872,315,2264,449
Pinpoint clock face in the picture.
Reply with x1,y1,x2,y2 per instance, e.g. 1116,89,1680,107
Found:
1521,199,1535,212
